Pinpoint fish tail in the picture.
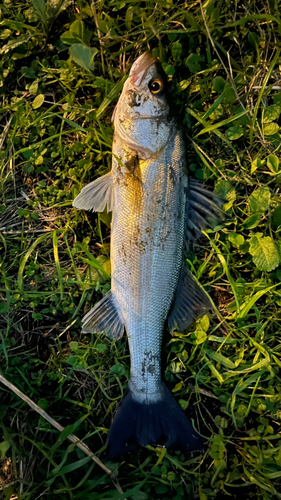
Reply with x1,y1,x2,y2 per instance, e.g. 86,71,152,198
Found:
106,383,203,459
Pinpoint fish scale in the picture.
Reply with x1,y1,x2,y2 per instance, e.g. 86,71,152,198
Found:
111,131,186,403
73,51,222,458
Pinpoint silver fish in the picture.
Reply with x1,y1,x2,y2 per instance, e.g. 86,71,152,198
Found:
73,52,221,458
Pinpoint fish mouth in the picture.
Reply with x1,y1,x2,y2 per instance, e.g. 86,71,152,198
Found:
129,51,158,86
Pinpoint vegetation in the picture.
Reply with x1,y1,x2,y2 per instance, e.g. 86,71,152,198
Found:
1,0,281,498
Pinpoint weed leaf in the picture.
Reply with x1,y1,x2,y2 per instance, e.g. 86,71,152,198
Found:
69,44,98,71
32,94,45,109
249,234,280,271
267,154,279,173
263,122,279,135
249,187,271,214
263,104,281,123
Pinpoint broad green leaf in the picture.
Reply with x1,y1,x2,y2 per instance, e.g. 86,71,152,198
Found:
242,214,260,229
22,66,36,79
226,126,244,140
172,381,183,392
263,122,279,135
197,314,209,332
35,155,43,165
251,157,265,174
110,363,126,377
69,44,98,71
263,104,281,123
70,20,84,39
32,0,47,29
184,12,199,29
60,31,77,45
178,80,190,92
29,80,38,95
0,35,30,55
0,440,10,459
267,154,279,173
162,63,175,76
228,233,245,246
125,5,134,31
38,398,48,410
0,29,11,39
249,187,271,214
32,94,45,109
249,234,280,271
199,489,208,500
155,485,168,494
60,20,84,45
248,31,259,47
223,83,236,104
96,343,106,353
213,76,225,93
215,180,236,211
69,341,79,351
185,53,204,73
172,41,182,61
195,330,207,345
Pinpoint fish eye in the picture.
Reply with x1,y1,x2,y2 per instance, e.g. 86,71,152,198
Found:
149,79,163,95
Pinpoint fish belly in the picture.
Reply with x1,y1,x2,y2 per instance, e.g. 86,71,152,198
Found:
111,130,187,403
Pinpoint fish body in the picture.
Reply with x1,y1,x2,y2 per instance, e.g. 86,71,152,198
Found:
73,52,221,458
111,128,186,404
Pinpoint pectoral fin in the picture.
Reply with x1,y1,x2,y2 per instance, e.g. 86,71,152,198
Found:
168,266,211,332
73,172,114,212
82,290,124,340
186,179,224,244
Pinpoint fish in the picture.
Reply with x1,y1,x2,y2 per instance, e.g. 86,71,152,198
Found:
73,51,222,459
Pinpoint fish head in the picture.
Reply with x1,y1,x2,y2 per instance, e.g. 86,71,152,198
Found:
114,52,172,158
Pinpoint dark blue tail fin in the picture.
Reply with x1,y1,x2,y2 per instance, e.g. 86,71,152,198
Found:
106,383,203,459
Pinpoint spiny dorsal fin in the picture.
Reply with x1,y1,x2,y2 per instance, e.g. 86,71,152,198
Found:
82,290,124,340
168,265,211,332
73,172,114,212
185,179,224,244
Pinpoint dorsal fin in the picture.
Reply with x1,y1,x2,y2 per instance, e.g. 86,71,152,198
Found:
185,179,224,246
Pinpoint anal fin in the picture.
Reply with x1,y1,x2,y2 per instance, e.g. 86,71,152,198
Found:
73,172,113,213
168,266,211,332
82,290,124,340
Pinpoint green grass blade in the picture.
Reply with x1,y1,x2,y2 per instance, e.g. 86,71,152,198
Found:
17,232,53,292
53,230,64,300
194,110,248,138
249,48,281,145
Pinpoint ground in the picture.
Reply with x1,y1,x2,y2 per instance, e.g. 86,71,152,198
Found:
0,0,281,499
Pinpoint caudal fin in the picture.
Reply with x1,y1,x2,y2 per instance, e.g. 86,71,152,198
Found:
106,383,203,459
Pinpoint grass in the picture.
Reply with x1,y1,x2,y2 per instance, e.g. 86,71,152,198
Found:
0,0,281,498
